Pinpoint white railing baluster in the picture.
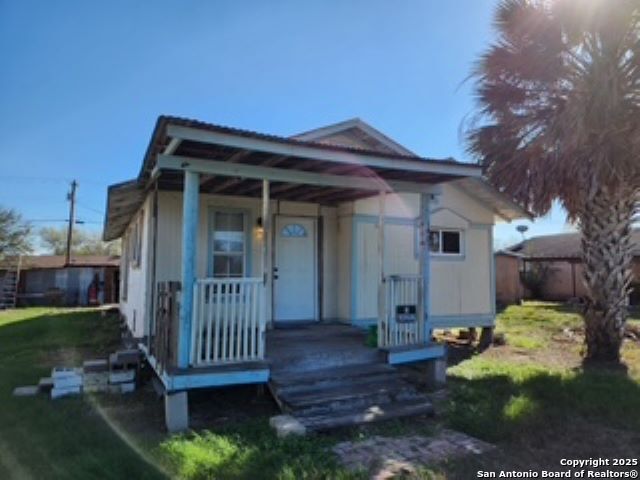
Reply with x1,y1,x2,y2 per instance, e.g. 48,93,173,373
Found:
191,277,265,366
382,274,423,348
237,281,245,360
250,281,257,359
205,284,213,363
214,281,222,362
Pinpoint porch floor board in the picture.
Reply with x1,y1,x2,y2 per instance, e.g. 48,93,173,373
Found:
266,323,381,375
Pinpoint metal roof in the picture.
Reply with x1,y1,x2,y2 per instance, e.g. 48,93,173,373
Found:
504,230,640,260
0,255,120,270
104,116,529,240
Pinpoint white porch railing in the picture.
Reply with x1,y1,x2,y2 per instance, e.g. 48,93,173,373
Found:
191,277,265,366
379,274,425,348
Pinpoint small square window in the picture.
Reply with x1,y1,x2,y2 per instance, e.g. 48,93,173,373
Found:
441,231,461,254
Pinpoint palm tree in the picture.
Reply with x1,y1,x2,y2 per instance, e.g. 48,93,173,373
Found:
467,0,640,364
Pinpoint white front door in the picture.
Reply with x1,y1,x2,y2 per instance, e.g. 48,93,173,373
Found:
274,216,317,322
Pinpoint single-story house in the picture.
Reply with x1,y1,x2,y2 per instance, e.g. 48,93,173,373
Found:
0,255,120,307
103,116,528,431
496,231,640,305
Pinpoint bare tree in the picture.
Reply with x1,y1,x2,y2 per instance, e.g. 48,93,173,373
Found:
39,227,120,256
0,206,31,259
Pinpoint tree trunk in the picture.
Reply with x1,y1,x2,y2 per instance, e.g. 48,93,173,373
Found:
579,184,637,364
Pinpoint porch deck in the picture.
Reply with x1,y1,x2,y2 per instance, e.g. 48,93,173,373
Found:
267,323,380,375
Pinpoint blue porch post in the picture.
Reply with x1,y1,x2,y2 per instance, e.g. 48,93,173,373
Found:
420,193,431,344
178,170,199,368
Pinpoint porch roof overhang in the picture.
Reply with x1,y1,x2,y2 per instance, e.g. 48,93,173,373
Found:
104,116,484,240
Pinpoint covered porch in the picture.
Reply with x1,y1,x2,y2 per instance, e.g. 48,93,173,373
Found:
111,117,482,430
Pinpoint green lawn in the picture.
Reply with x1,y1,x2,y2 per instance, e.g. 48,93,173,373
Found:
0,308,166,480
1,305,639,479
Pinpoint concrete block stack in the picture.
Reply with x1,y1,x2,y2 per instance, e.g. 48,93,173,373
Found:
50,367,83,399
83,359,109,393
12,348,142,400
107,349,140,394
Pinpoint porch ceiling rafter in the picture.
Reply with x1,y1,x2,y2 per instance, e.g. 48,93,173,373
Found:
222,155,290,195
155,154,443,195
165,124,482,178
199,149,253,191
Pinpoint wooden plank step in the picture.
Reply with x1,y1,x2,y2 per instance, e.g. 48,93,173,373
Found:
274,370,402,396
297,399,435,431
270,362,395,387
280,379,412,409
294,390,432,419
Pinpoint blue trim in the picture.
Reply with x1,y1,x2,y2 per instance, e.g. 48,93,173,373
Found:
387,344,445,365
140,343,269,392
168,369,269,391
179,171,199,368
206,207,253,277
430,314,495,328
351,214,417,226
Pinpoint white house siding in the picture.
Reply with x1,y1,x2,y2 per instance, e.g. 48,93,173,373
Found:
336,213,353,322
153,191,339,326
345,183,496,328
124,180,496,333
120,195,152,338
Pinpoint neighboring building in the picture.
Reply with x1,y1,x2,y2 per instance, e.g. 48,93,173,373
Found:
496,231,640,305
0,255,120,307
495,250,525,306
103,116,528,430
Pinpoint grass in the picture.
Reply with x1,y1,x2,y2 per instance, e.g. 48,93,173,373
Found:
439,302,640,477
160,420,360,480
0,308,165,479
1,304,640,479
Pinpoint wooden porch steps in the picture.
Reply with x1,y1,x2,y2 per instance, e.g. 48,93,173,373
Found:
269,362,434,431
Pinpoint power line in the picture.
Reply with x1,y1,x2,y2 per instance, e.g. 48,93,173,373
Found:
1,175,112,187
27,219,102,224
77,201,105,216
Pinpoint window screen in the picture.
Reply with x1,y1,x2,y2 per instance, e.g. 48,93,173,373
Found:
212,212,245,277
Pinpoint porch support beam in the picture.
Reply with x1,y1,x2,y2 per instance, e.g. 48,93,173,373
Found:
419,193,431,344
178,170,199,368
261,180,271,332
156,154,442,195
166,125,482,177
377,191,386,346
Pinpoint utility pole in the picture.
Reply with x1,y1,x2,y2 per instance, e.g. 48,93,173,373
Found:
65,180,78,265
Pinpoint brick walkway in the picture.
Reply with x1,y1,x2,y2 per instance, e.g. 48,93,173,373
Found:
332,429,494,479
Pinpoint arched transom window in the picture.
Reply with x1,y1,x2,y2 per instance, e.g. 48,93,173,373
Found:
281,223,307,238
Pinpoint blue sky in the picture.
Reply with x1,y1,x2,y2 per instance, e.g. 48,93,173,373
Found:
0,0,573,249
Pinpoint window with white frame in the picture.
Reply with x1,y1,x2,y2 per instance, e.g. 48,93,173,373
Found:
121,234,129,300
429,229,462,255
211,211,246,277
129,211,144,268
